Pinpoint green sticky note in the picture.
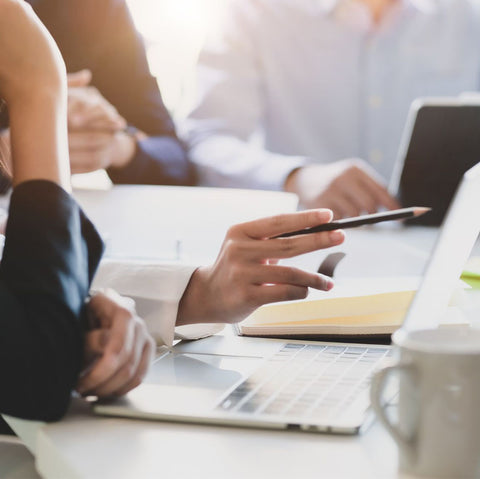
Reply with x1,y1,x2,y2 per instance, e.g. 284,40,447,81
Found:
461,276,480,289
462,257,480,289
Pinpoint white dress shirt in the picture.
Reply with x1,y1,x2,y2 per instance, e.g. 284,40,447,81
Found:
184,0,480,190
93,260,224,347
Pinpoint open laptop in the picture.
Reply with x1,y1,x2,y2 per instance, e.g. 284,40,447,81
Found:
94,163,480,434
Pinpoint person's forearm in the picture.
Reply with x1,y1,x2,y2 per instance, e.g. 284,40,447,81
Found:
1,181,104,316
0,128,11,177
0,181,104,421
8,87,71,190
107,136,196,186
188,135,307,190
0,288,83,421
176,267,209,326
92,259,198,346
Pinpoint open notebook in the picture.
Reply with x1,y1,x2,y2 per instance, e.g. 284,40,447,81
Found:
238,276,467,340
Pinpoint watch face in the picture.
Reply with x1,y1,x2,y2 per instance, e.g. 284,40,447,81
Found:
124,126,146,142
124,125,139,137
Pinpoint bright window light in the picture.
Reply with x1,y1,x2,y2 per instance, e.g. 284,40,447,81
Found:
125,0,225,116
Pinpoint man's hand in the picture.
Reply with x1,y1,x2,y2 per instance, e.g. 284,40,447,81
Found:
66,70,136,173
68,129,136,173
67,70,125,131
285,159,400,218
177,209,345,326
77,290,155,398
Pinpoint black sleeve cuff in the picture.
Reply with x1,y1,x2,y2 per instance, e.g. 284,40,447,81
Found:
107,135,196,186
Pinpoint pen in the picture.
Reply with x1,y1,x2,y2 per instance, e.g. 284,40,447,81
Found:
275,207,431,238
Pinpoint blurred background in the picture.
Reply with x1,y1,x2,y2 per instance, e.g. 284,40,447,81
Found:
72,0,225,188
125,0,225,119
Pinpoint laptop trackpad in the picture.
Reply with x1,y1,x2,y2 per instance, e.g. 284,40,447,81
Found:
109,353,262,415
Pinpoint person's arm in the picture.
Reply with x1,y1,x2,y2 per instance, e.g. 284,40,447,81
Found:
184,3,399,216
177,209,344,325
184,2,308,191
0,0,104,420
284,159,400,218
0,181,103,421
92,260,199,347
0,1,160,422
0,128,11,193
66,0,194,185
92,209,346,347
106,133,195,187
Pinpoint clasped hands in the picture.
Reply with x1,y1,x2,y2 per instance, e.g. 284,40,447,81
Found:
67,69,138,173
0,68,137,176
77,290,155,398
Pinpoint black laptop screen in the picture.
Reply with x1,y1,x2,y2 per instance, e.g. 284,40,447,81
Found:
398,104,480,226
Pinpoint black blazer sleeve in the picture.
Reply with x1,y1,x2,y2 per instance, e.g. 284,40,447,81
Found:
0,180,104,421
91,0,195,186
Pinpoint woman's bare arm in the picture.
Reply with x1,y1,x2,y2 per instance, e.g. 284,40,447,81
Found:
0,0,70,189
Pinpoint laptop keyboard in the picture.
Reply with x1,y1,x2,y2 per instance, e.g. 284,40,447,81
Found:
216,343,392,423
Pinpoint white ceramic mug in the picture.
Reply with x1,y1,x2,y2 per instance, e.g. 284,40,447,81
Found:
371,327,480,478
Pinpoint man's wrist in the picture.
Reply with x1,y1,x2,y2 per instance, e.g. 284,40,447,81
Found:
284,167,302,193
110,130,137,169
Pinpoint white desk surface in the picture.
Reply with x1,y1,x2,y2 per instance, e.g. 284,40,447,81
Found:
6,391,397,479
73,185,299,264
4,185,480,479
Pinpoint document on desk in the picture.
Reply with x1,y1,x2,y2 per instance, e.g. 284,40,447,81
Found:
239,276,468,339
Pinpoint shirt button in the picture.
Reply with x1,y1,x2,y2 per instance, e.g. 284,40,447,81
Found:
368,95,383,108
369,149,383,164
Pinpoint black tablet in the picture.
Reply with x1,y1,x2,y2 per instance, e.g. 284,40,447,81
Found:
389,98,480,226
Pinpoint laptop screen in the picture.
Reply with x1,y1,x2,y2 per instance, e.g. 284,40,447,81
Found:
402,162,480,331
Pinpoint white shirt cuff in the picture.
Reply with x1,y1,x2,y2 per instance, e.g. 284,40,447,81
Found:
92,259,213,347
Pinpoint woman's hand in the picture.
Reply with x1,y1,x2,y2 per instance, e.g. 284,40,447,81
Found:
177,209,345,325
77,290,155,398
0,0,65,104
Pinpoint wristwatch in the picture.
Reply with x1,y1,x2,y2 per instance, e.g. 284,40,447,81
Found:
124,125,147,142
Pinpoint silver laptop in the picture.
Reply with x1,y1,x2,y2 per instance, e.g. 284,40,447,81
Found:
94,163,480,434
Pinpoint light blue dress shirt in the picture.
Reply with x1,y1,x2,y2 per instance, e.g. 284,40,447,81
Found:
184,0,480,190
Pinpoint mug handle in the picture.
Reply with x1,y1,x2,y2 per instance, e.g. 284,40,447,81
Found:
370,362,416,461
